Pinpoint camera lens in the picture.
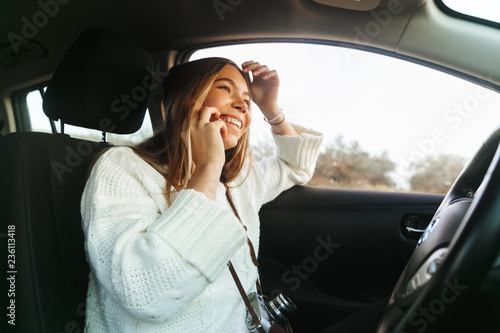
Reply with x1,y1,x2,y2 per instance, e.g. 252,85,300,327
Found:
266,294,297,325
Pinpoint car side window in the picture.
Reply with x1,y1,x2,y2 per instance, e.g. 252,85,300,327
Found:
26,88,153,145
191,43,500,194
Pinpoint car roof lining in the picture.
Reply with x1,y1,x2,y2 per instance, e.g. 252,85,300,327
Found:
0,0,498,95
396,0,500,90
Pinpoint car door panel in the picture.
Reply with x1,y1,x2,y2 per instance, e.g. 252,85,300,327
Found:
258,186,443,330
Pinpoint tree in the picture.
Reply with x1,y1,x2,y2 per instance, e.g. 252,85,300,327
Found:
409,154,466,194
310,136,395,190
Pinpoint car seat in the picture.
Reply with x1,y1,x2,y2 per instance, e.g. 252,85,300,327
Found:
0,27,152,333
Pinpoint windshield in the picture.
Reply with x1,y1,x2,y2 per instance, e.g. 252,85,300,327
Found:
441,0,500,24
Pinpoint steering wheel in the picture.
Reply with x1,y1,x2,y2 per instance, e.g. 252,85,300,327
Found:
377,126,500,333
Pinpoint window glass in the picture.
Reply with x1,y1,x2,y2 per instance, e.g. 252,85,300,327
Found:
191,43,500,193
441,0,500,24
26,89,153,145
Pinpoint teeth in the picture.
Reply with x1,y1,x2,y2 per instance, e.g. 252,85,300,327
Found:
221,116,242,129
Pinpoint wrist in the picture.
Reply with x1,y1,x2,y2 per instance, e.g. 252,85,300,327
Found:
187,164,222,200
263,108,286,126
194,162,223,178
260,104,281,119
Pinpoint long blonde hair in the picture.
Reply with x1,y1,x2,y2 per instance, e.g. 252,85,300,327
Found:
133,58,252,205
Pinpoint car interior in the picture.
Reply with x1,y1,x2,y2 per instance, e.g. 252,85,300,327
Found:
1,0,499,332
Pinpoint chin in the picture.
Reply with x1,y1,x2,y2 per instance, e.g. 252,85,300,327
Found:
223,138,239,150
224,143,238,150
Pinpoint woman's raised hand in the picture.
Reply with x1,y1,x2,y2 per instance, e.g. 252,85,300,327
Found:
242,61,280,117
242,61,297,136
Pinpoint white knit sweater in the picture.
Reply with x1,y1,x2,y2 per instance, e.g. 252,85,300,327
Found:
81,125,323,332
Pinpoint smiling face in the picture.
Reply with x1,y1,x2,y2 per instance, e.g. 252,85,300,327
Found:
203,64,252,150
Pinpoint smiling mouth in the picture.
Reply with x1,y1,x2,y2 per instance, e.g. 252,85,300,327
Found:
220,116,242,129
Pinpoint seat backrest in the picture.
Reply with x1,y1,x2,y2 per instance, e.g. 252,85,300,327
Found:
0,27,152,333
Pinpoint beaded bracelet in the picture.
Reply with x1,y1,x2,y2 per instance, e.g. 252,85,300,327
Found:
263,110,285,126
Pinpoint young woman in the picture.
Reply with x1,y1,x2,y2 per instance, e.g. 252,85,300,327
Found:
81,58,323,332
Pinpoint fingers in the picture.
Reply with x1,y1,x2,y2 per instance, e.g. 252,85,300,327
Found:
219,121,227,139
242,61,279,80
198,106,220,122
196,106,227,138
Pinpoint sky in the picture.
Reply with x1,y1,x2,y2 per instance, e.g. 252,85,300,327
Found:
442,0,500,24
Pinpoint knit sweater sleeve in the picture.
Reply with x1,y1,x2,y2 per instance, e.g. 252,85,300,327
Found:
81,147,246,324
252,124,323,208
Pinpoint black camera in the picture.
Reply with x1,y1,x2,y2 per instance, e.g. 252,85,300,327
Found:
246,292,297,333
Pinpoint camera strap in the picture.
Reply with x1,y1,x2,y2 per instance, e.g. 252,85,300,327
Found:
223,181,259,267
223,181,263,293
223,181,266,333
228,261,267,333
223,181,294,333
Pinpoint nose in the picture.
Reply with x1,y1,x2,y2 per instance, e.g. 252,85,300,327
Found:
233,97,247,113
235,105,246,113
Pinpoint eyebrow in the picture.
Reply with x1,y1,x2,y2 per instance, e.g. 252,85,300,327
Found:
215,78,250,97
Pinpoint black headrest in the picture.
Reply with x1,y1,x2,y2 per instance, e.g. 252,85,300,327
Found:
43,27,153,134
